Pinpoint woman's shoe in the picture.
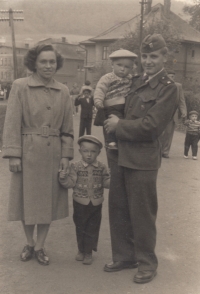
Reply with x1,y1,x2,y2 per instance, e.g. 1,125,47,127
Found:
34,248,49,266
20,244,35,262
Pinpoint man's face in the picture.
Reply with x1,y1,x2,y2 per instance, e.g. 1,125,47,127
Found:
141,49,167,76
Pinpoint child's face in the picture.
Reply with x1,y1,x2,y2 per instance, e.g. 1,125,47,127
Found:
79,141,100,164
190,114,198,121
112,58,134,78
83,90,91,98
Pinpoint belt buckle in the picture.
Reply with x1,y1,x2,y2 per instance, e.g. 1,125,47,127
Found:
41,126,49,137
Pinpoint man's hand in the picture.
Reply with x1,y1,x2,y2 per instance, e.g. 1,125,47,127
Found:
104,114,119,133
9,157,22,172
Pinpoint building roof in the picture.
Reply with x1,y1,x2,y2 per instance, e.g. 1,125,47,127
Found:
37,38,85,61
81,3,200,44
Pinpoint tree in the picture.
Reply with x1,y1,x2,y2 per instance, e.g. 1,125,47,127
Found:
109,17,181,70
183,0,200,31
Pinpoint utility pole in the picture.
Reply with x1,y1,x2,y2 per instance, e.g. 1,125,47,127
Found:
139,0,147,72
0,9,24,80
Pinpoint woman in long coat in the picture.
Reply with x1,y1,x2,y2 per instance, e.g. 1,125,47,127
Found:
2,44,74,265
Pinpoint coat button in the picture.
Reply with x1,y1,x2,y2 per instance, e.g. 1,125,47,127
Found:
47,106,51,110
47,142,50,146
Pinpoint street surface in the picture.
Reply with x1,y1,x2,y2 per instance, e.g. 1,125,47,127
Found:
0,114,200,294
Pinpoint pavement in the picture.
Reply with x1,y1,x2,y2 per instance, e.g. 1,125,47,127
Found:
0,113,200,294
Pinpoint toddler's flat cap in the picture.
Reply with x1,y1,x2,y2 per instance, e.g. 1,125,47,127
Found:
78,135,103,149
109,49,137,59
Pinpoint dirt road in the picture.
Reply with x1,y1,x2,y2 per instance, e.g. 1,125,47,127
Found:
0,115,200,294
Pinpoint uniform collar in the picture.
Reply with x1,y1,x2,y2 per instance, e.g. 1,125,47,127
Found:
28,73,62,89
81,160,99,167
147,68,167,89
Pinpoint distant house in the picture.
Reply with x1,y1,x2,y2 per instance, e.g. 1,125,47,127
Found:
80,0,200,84
0,45,28,84
37,37,85,89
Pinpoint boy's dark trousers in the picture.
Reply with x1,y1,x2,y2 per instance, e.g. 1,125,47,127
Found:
184,133,199,156
79,118,92,137
73,200,102,254
104,104,124,144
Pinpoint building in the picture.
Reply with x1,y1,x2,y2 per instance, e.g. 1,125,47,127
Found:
0,45,28,84
80,0,200,84
37,37,85,89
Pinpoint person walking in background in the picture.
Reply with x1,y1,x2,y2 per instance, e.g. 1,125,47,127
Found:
2,44,74,266
70,82,80,115
94,49,137,150
160,70,187,158
59,135,110,265
104,34,178,283
184,110,200,160
75,85,94,137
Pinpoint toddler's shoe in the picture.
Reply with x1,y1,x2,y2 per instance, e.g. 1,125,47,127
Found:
192,156,197,160
184,155,188,159
76,251,84,261
83,253,93,265
107,142,118,150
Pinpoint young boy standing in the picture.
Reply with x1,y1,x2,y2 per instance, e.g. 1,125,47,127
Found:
59,135,110,265
94,49,137,149
75,86,94,137
184,110,200,160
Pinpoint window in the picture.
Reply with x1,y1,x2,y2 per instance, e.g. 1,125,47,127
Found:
1,71,3,79
192,50,195,58
102,46,109,60
4,58,7,66
0,58,3,65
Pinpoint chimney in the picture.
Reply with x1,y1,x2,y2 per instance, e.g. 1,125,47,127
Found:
164,0,171,18
144,0,152,15
62,37,66,43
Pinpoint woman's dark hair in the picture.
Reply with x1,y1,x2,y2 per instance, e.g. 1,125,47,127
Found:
24,44,64,72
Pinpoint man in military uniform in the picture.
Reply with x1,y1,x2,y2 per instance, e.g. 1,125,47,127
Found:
103,34,178,283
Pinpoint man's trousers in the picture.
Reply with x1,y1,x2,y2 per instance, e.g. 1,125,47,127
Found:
107,150,158,271
73,201,102,254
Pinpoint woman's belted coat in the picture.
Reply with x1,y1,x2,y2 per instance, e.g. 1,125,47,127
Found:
2,74,74,225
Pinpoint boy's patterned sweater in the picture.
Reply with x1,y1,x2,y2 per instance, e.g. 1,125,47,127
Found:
59,160,110,206
94,72,132,108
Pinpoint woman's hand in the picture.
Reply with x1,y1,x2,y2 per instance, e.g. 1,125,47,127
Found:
104,114,119,133
59,158,70,174
9,158,22,172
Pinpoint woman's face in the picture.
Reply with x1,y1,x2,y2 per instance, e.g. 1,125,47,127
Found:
35,51,57,82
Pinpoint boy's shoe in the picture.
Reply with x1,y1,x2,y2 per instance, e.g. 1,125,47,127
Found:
75,251,84,261
184,155,188,159
107,142,118,150
192,156,197,160
83,253,93,265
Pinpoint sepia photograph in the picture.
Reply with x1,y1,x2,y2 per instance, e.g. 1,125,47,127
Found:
0,0,199,293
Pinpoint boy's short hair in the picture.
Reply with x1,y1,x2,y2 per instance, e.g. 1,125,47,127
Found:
78,135,103,149
189,110,199,117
